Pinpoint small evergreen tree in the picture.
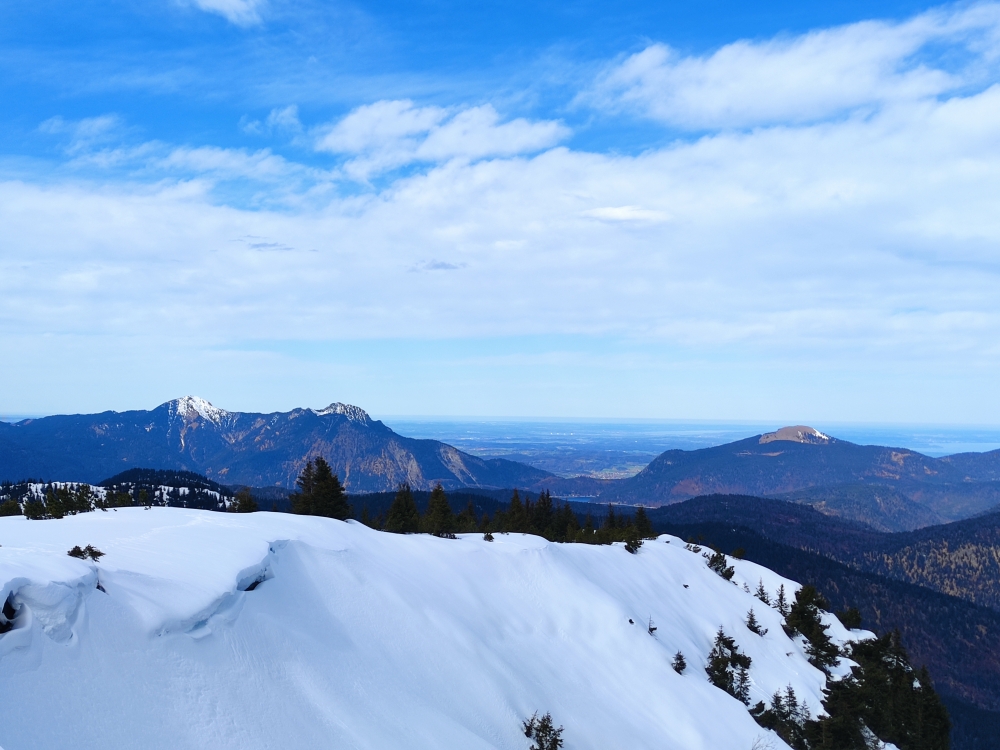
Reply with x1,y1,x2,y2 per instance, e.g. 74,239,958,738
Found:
46,487,66,519
23,497,45,520
422,483,455,537
0,499,20,516
531,490,554,536
623,525,643,554
751,685,810,750
384,483,421,533
836,607,862,630
522,712,564,750
290,458,349,519
561,503,580,541
604,504,618,531
634,506,653,538
506,490,529,532
705,550,735,580
746,608,768,636
786,585,840,671
232,487,258,513
290,460,316,515
672,651,687,674
456,500,478,533
774,584,789,617
705,627,752,704
754,579,770,605
310,458,350,519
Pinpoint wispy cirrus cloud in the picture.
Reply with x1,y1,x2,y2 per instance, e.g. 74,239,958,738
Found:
240,105,303,136
185,0,265,27
314,100,570,179
584,3,1000,129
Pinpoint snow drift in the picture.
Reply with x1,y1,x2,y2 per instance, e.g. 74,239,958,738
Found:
0,509,863,749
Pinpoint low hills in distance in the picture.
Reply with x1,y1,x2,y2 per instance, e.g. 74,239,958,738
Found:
4,401,1000,530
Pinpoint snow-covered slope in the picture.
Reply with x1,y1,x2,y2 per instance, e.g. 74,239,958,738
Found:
0,510,864,750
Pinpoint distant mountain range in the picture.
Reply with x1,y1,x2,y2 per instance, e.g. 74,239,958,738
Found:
0,397,552,492
586,425,1000,528
5,404,1000,528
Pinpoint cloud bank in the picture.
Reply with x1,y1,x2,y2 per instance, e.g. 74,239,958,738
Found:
5,2,1000,418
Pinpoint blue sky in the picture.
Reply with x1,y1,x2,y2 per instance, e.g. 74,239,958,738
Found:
3,0,1000,422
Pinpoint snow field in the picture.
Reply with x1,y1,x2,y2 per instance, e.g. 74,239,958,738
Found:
0,509,864,750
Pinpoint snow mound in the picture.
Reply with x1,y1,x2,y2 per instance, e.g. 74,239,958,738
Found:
0,510,865,750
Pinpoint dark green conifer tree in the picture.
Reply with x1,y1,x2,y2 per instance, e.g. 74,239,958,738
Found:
0,499,20,516
23,497,45,519
672,651,687,674
705,627,752,704
422,483,455,537
786,585,840,671
384,483,420,533
754,579,770,605
522,712,564,750
604,504,618,531
456,500,478,533
706,550,735,580
531,490,554,536
775,584,789,617
290,459,317,515
232,487,258,513
46,487,66,519
634,506,653,538
309,457,350,519
559,503,579,542
624,525,642,554
506,490,529,532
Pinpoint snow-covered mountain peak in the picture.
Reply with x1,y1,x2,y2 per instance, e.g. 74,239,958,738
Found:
165,396,230,425
312,402,371,424
759,425,831,445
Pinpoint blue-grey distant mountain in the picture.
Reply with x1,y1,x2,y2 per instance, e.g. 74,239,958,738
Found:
0,397,554,492
596,425,1000,526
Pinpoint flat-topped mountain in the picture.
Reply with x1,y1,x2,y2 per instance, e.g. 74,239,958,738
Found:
596,425,1000,525
0,397,553,492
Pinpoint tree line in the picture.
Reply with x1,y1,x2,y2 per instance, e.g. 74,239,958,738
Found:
287,458,656,551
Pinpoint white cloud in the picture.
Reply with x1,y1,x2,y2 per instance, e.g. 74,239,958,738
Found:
187,0,264,27
315,100,569,178
10,5,1000,418
581,206,671,223
8,84,1000,360
39,114,125,154
586,4,1000,128
157,146,303,181
240,105,303,136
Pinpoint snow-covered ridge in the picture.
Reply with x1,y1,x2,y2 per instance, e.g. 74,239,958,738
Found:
0,509,867,750
311,402,371,423
165,396,231,425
